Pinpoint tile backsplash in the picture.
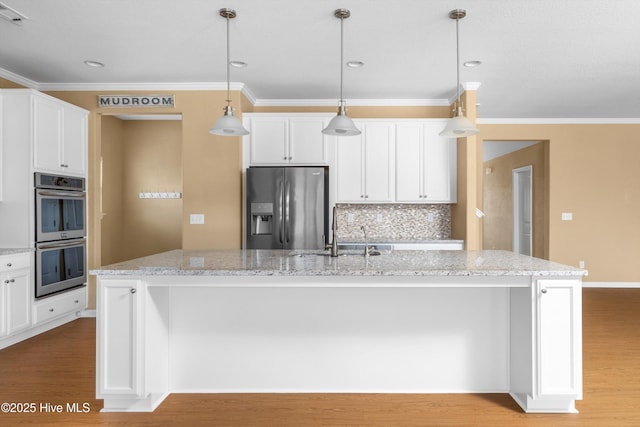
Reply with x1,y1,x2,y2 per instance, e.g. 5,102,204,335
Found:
335,204,451,242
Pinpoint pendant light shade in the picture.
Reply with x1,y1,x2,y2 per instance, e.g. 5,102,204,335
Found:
209,8,249,137
322,9,361,136
440,9,479,137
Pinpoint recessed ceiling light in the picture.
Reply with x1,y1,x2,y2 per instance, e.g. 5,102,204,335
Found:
464,60,482,68
84,60,105,68
346,61,364,68
230,60,248,68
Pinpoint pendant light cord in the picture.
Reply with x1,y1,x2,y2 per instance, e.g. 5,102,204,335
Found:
339,14,344,107
226,14,231,106
455,14,460,111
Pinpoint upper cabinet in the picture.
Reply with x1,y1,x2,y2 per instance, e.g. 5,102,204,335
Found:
336,121,395,203
244,114,329,165
1,89,88,178
395,120,457,203
32,93,88,176
242,115,457,205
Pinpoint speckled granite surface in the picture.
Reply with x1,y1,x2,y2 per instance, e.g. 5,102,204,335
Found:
0,248,34,256
90,249,587,277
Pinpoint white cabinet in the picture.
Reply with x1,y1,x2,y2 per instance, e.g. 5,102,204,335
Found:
246,114,329,165
97,279,143,398
0,253,32,338
33,286,87,325
535,279,582,400
336,121,395,202
396,121,457,203
33,93,87,176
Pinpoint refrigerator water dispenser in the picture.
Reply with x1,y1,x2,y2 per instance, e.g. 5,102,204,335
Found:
251,203,273,235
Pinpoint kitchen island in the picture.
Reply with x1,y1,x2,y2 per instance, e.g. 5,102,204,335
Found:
91,249,586,414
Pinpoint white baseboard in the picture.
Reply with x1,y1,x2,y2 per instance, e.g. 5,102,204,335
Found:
80,309,97,318
583,282,640,288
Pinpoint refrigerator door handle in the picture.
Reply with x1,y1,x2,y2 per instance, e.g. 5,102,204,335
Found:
284,180,291,244
277,179,284,244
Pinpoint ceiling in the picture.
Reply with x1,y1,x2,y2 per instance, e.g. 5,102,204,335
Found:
1,0,639,120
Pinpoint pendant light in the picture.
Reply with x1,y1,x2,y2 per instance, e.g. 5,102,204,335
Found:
209,8,249,136
322,9,361,136
439,9,479,137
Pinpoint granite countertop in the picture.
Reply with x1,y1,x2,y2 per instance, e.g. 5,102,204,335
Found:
90,249,587,277
0,248,34,256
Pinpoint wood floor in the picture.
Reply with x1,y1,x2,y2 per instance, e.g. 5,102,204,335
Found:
1,288,639,426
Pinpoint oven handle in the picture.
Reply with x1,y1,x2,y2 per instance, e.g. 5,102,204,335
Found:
37,240,86,250
37,190,85,198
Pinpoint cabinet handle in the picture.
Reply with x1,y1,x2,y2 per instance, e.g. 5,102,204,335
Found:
365,195,369,199
130,288,137,294
360,195,364,198
283,156,287,160
6,263,12,267
541,288,548,294
4,279,15,284
49,308,54,312
288,156,292,160
74,300,79,304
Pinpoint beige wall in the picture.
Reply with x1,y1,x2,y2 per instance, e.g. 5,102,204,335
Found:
120,119,182,261
479,124,640,282
99,116,125,265
483,142,548,259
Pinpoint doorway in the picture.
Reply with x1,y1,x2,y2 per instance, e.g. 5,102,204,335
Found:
512,165,532,256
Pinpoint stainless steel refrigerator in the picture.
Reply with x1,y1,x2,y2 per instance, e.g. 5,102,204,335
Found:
246,166,328,249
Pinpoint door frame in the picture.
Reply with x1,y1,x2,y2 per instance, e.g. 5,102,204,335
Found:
512,165,533,256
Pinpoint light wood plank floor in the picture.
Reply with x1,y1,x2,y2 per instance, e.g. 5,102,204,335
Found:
1,288,639,426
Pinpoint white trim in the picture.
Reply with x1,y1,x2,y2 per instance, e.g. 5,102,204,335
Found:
80,309,97,317
0,66,39,89
512,165,533,256
478,118,640,125
582,282,640,288
252,98,450,107
36,81,246,91
114,114,182,121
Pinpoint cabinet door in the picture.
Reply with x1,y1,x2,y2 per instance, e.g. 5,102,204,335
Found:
363,123,395,202
97,279,143,397
33,95,63,173
395,123,423,202
336,132,365,202
4,269,31,335
536,280,582,398
288,118,327,164
61,107,88,176
423,124,454,202
249,118,288,164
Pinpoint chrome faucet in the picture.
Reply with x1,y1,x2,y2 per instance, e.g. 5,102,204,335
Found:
360,225,370,257
329,206,339,257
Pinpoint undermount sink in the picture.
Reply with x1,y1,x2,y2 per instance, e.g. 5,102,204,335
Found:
292,247,386,257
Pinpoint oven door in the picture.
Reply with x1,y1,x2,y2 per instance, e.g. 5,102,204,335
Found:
35,189,86,242
36,239,87,298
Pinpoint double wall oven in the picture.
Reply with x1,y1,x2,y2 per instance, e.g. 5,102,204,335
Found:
34,173,87,298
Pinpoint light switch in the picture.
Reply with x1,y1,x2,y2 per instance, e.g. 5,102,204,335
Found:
190,214,205,224
561,212,573,221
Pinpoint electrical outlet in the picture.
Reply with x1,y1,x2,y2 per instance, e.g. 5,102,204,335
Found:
427,213,435,222
561,212,573,221
376,213,383,223
347,213,355,223
190,214,205,224
579,260,585,269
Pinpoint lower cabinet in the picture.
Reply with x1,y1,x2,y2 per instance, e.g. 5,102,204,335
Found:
33,286,87,325
0,253,32,338
97,279,143,398
535,279,582,400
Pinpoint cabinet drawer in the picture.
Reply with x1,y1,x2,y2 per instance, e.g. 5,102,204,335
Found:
0,253,31,272
34,286,87,324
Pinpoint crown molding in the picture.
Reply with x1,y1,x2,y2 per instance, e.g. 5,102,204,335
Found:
252,98,450,107
478,118,640,125
35,81,248,92
0,66,39,89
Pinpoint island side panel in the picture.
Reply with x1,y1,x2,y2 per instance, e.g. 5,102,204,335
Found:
168,285,510,393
